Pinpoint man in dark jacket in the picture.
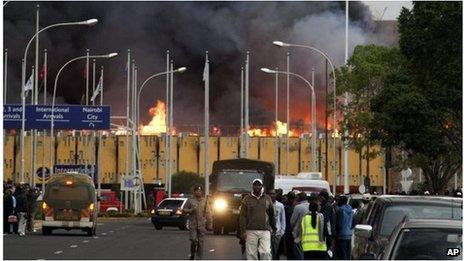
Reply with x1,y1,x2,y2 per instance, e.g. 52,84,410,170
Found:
239,179,276,260
15,186,29,236
3,188,15,234
283,191,296,259
319,190,335,258
334,195,353,259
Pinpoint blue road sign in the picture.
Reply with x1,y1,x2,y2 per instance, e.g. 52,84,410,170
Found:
4,104,110,130
53,164,98,184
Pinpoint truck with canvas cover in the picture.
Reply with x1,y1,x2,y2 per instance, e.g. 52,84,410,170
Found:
209,158,275,235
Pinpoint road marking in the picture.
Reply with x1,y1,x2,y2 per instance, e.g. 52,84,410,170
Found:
93,236,99,239
109,230,114,233
102,232,107,235
70,245,78,248
54,251,63,254
209,249,215,252
82,240,89,243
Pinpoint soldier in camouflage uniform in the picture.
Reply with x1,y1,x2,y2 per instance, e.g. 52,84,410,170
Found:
183,185,213,260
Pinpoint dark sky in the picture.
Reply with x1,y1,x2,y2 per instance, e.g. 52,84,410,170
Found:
4,1,383,133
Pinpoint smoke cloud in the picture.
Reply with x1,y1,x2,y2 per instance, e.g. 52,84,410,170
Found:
4,1,383,134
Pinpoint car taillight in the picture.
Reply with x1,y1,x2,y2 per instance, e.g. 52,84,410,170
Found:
175,209,182,215
89,203,95,211
42,202,48,210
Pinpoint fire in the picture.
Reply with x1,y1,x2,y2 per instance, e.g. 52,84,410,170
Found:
248,121,298,137
139,100,177,136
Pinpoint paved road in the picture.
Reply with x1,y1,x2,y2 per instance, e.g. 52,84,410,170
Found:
3,218,242,260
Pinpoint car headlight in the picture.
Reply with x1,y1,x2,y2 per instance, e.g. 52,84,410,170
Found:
214,198,228,212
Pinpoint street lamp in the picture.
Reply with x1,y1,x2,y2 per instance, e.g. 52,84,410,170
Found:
272,40,340,193
261,67,317,172
19,18,98,183
50,52,117,176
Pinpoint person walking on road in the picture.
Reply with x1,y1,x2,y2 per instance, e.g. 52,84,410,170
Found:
318,190,335,258
269,189,286,260
239,179,276,260
183,185,213,260
15,186,29,236
334,195,353,260
353,193,371,226
294,201,327,260
290,192,309,259
283,191,296,259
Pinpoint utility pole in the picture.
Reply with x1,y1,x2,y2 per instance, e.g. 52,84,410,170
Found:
244,52,249,158
204,52,210,195
165,50,170,197
343,0,350,194
240,67,244,158
286,52,290,176
125,49,130,210
274,68,279,174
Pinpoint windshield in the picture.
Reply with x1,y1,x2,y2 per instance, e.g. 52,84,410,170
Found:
392,228,462,260
217,171,264,193
380,204,463,236
158,200,184,209
46,185,91,201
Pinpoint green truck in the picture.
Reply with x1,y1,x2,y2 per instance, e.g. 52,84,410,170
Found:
209,159,275,235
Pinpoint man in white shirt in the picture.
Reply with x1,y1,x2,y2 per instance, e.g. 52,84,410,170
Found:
269,189,286,260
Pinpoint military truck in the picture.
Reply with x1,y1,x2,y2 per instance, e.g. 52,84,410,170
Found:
41,173,98,236
209,159,275,235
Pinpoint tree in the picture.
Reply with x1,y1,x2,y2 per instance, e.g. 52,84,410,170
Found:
336,45,404,178
370,2,462,193
171,171,205,194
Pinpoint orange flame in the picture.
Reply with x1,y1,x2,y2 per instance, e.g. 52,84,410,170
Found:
248,121,298,137
139,100,177,136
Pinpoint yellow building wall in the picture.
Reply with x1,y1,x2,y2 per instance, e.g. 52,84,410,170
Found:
76,135,96,165
179,136,199,174
299,138,311,173
55,136,76,165
3,135,15,181
14,135,32,183
139,135,157,184
199,137,218,177
158,135,179,183
100,135,117,184
219,137,238,160
34,135,52,185
279,137,299,175
247,137,259,160
259,137,278,171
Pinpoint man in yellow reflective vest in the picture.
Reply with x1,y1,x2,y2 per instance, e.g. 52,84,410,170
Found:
293,201,328,259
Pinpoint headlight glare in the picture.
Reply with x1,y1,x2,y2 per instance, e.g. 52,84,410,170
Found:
213,198,228,212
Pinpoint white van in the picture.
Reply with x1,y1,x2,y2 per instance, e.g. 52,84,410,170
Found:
275,172,332,195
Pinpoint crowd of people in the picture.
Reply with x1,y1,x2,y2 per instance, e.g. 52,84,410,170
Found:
3,180,41,236
237,179,375,260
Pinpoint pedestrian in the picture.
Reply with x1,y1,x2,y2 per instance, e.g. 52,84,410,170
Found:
290,192,309,259
15,186,29,236
236,193,248,260
318,190,335,259
294,201,327,259
3,188,15,234
353,193,371,226
283,191,296,259
26,185,39,233
334,195,353,260
269,189,286,260
183,185,213,260
239,179,276,260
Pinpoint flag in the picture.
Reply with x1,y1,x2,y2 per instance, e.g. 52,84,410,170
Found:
90,74,103,102
39,64,46,81
83,64,88,79
202,60,209,82
24,73,33,97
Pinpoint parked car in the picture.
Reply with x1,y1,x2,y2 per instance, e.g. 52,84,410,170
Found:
352,195,463,259
99,189,123,212
348,193,378,208
151,197,189,230
379,218,462,260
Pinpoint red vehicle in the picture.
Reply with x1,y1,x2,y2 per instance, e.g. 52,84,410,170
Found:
99,189,123,212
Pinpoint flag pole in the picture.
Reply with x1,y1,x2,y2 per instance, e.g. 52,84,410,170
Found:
204,51,210,195
244,52,249,158
4,49,7,104
240,67,244,158
165,50,170,197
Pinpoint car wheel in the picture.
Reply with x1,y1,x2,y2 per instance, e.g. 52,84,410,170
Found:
42,226,52,235
154,223,163,230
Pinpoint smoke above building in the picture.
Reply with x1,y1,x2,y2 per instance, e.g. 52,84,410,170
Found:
4,1,387,134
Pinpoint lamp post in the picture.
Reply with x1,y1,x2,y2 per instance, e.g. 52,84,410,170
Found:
50,52,117,176
272,40,339,193
20,18,98,183
261,68,317,172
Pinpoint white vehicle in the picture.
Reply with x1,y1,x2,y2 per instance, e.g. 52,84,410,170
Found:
275,172,331,195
